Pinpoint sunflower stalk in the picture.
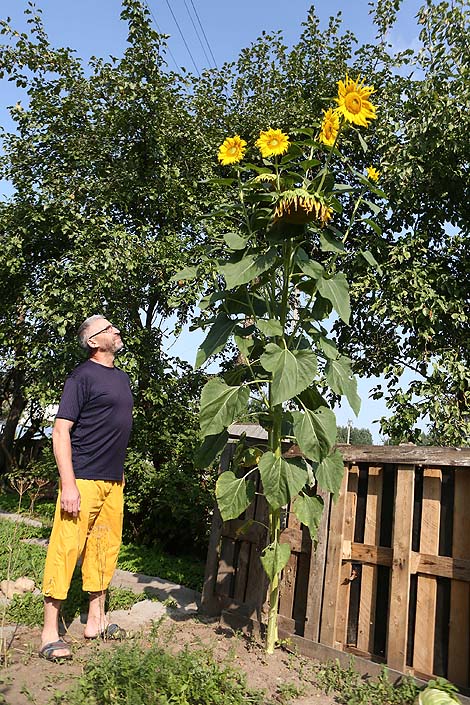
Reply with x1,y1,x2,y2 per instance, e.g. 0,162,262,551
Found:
184,77,383,654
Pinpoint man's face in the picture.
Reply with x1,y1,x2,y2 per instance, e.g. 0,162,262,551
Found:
87,319,123,354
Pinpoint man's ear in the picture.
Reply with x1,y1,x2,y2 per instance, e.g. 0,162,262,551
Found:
87,338,99,350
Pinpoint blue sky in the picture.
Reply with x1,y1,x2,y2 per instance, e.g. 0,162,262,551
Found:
0,0,425,440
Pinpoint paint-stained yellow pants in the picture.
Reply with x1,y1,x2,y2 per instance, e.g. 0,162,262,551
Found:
42,479,124,600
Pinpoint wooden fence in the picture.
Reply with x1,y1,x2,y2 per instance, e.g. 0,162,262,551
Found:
201,428,470,690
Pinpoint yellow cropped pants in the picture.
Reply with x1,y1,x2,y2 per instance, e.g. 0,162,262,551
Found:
42,479,124,600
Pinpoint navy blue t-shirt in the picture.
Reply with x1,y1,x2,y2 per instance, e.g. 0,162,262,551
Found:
56,360,133,481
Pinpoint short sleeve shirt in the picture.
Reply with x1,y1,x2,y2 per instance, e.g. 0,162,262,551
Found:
56,360,133,481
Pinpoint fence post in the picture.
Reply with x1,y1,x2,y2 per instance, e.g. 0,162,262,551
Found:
387,464,415,672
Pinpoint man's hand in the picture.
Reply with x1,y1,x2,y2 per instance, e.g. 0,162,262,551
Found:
60,483,81,517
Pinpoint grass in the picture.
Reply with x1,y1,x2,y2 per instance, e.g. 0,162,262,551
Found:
52,639,267,705
0,508,204,628
312,659,421,705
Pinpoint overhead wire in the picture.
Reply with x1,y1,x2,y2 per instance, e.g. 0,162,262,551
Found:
163,0,201,76
182,0,214,69
187,0,218,69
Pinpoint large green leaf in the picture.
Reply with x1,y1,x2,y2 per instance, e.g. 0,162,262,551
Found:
224,232,249,250
325,355,361,415
216,470,255,521
260,540,291,582
292,407,336,462
220,248,276,288
199,378,250,437
260,343,317,405
258,451,308,509
194,429,229,469
296,251,325,280
195,313,236,369
292,494,324,540
257,318,283,337
317,335,339,360
320,230,345,253
315,449,345,500
170,265,198,282
317,273,350,324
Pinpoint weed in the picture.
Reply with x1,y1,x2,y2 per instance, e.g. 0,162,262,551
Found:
275,680,305,704
313,659,420,705
54,640,266,705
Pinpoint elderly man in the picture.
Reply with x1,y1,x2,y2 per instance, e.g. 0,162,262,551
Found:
40,315,133,660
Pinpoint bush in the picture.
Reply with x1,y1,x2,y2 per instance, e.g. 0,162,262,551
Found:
124,448,216,558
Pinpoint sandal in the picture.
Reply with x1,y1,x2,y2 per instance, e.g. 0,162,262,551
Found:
85,623,126,641
39,639,72,661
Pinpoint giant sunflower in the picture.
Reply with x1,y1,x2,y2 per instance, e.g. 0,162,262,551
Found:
274,188,333,226
217,135,247,165
336,75,376,127
366,166,380,182
319,108,340,146
256,128,290,158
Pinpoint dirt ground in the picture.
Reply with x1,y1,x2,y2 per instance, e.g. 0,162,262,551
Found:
0,612,338,705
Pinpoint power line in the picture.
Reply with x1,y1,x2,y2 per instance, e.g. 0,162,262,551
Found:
163,0,201,76
188,0,218,69
143,0,180,73
182,0,213,69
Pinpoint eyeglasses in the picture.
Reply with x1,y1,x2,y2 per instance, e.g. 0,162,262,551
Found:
88,324,116,340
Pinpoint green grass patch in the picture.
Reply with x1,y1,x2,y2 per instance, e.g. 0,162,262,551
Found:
54,640,266,705
0,518,204,626
118,543,205,592
312,660,420,705
0,490,55,523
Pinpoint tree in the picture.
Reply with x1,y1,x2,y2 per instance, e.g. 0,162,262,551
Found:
337,425,373,445
192,0,470,445
0,1,214,478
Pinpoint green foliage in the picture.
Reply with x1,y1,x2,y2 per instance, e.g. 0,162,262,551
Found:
56,641,265,705
336,425,373,445
118,543,205,593
123,446,216,559
313,660,420,705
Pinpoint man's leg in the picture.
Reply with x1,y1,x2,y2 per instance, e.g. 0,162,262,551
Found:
81,481,124,638
41,479,103,652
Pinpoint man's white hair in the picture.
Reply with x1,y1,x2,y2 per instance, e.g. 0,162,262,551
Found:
77,314,106,351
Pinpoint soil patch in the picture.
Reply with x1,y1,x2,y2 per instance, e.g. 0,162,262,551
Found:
1,612,338,705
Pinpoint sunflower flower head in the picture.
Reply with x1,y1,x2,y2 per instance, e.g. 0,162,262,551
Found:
217,135,247,165
256,128,290,158
319,108,340,147
366,166,380,182
336,75,377,128
274,188,333,226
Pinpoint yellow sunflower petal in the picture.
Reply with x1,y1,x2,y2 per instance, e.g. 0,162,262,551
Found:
336,75,377,128
366,166,380,182
319,108,341,147
217,135,247,165
255,128,290,158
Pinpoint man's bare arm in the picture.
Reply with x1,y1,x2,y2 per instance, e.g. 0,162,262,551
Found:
52,418,80,517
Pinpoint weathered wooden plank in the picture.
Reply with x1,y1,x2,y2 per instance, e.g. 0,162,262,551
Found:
201,443,236,615
279,511,300,621
292,527,312,635
387,465,415,672
413,468,442,675
215,538,237,597
357,466,383,653
222,517,265,544
304,488,330,642
233,500,256,603
416,554,470,581
228,426,470,465
280,526,304,553
320,468,349,646
346,543,393,566
448,471,470,686
244,489,269,621
336,465,360,646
